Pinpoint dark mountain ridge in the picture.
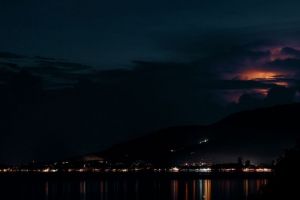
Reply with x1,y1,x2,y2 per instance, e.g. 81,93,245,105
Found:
211,103,300,136
83,103,300,166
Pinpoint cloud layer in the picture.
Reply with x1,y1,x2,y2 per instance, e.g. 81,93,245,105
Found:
1,39,300,164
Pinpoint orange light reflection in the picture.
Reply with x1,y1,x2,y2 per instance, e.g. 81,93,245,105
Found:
204,180,211,200
244,179,249,198
185,182,188,200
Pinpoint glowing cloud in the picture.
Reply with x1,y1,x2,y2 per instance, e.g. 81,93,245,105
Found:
241,71,277,80
220,44,300,101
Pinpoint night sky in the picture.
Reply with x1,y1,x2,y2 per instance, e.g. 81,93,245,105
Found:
1,0,300,164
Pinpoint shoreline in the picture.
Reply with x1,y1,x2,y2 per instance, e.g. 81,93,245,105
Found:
0,172,273,180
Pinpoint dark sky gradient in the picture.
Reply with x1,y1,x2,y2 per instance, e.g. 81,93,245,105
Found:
1,0,300,164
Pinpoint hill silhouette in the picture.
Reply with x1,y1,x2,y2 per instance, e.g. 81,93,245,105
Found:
83,103,300,166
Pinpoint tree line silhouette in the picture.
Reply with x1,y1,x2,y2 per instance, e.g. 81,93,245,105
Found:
248,140,300,199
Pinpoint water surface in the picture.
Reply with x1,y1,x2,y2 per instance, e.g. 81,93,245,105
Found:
0,178,267,200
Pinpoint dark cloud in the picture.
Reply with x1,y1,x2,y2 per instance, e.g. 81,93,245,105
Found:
34,55,55,61
38,61,91,71
280,47,300,57
26,66,60,72
238,94,261,108
210,80,274,90
235,50,271,61
0,54,96,88
263,85,295,106
224,85,297,117
265,58,300,70
0,62,20,70
0,52,27,59
272,74,287,78
129,60,277,93
239,39,280,50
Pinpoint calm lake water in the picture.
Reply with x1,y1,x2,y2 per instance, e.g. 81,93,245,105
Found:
0,178,267,200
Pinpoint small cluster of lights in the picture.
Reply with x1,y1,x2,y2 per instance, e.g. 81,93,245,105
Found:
243,168,272,172
199,139,208,144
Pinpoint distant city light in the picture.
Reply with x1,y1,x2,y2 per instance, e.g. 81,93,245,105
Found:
199,139,209,144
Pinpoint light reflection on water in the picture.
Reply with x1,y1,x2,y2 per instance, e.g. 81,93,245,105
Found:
0,178,267,200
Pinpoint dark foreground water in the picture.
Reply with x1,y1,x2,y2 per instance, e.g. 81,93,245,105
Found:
0,176,267,200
